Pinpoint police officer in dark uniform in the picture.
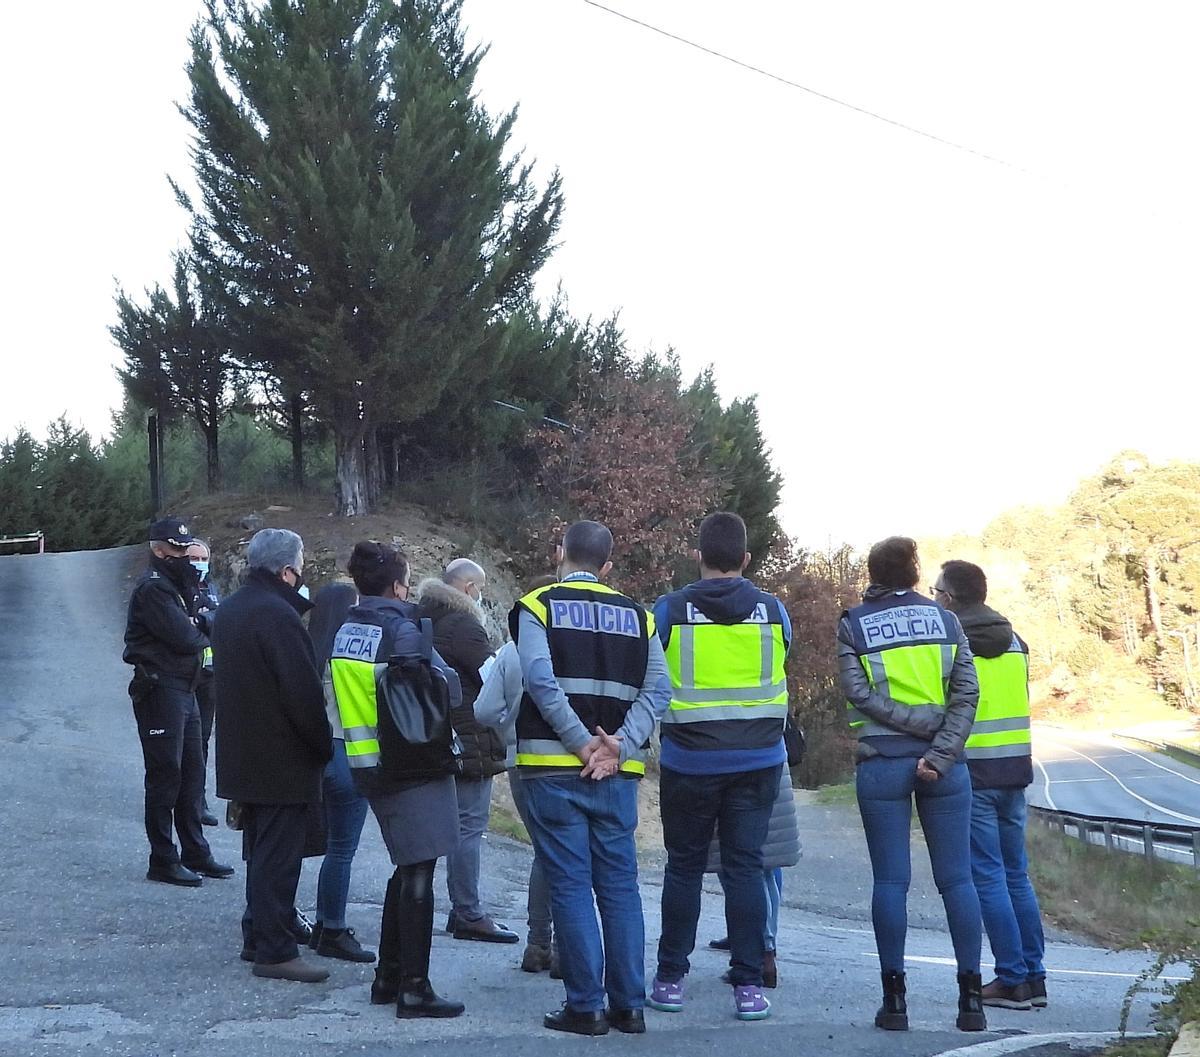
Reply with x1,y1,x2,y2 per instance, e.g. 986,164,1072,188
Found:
123,517,234,886
185,539,220,827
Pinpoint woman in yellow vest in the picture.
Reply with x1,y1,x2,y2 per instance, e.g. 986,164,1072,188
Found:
837,536,984,1033
328,541,463,1019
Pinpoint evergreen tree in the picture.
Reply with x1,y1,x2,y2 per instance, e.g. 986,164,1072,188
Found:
179,0,562,514
112,252,234,492
0,430,42,536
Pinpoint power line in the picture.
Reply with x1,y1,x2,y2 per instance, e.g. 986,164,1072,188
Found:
582,0,1025,174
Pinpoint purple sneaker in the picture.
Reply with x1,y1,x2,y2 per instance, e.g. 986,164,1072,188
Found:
647,977,684,1012
734,984,771,1021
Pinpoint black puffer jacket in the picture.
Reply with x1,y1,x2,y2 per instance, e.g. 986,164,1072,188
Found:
416,579,506,780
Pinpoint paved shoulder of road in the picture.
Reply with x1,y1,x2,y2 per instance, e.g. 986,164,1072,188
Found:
0,550,1179,1057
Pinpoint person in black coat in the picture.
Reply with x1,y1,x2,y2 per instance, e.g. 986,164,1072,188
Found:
213,528,333,983
123,516,233,887
415,559,515,944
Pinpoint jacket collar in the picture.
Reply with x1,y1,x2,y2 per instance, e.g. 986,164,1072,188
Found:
416,578,482,621
246,566,314,615
354,595,417,619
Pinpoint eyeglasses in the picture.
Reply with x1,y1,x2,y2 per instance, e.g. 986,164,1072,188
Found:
930,584,952,599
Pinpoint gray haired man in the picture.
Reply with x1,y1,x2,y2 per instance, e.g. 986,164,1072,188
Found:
214,528,333,983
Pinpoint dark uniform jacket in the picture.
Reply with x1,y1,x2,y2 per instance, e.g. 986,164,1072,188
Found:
123,556,207,689
213,568,332,804
416,579,506,781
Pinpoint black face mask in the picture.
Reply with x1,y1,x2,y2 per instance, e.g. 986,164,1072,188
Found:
160,554,199,588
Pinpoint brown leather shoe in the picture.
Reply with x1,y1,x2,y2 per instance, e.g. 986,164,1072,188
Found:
763,950,778,989
251,957,330,983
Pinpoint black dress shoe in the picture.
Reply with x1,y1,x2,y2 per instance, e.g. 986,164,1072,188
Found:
453,915,519,944
185,858,234,879
606,1008,646,1034
396,978,464,1019
709,935,731,951
201,810,219,827
147,863,202,887
316,927,376,963
544,1005,609,1036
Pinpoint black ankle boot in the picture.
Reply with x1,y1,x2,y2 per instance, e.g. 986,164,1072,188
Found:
956,972,987,1032
371,970,399,1005
875,970,908,1031
396,978,464,1019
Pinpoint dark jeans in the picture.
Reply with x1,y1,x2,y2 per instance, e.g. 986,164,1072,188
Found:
971,787,1046,985
196,677,215,809
524,775,645,1013
509,770,553,948
131,683,210,869
856,757,981,974
657,764,780,986
240,802,308,965
377,860,437,984
315,740,369,930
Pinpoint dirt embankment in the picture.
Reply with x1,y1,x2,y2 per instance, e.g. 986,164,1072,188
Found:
175,492,535,644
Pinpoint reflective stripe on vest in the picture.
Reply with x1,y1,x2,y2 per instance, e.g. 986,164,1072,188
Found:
515,737,646,776
844,595,958,739
966,635,1031,760
202,646,213,668
663,617,787,724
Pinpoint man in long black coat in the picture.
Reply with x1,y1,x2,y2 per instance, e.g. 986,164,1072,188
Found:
213,527,332,983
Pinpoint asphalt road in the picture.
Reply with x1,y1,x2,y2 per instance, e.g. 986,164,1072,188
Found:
0,548,1179,1057
1031,729,1200,827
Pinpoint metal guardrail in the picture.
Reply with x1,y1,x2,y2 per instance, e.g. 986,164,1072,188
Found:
1030,804,1200,871
0,531,44,555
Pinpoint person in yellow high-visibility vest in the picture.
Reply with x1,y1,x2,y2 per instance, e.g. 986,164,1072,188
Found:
648,512,788,1023
935,560,1045,1013
837,536,984,1034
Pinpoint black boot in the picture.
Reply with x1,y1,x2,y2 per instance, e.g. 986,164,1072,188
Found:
956,972,987,1032
371,870,402,1005
396,977,464,1019
874,970,908,1031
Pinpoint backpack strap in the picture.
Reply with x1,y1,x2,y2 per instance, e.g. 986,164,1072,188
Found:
418,617,435,662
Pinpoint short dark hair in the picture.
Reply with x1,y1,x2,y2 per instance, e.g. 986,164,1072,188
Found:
940,560,987,605
867,536,920,589
347,540,409,597
699,512,748,572
563,520,613,572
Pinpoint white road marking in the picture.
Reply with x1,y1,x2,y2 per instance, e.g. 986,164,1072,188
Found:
1033,755,1058,811
862,953,1185,981
932,1032,1152,1057
1113,743,1200,787
1036,737,1200,825
1047,777,1110,784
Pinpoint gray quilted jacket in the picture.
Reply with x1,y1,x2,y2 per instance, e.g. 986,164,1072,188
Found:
706,766,801,872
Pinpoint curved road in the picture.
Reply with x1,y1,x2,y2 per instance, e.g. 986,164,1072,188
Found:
0,548,1178,1057
1031,729,1200,827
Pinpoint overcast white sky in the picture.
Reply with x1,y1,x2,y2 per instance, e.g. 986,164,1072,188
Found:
1,1,1197,548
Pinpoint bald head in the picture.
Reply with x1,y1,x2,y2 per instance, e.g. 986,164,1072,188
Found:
444,558,486,600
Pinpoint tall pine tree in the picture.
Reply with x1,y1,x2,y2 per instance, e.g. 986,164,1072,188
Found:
179,0,562,514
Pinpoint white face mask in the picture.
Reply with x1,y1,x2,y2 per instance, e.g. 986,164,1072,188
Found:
297,584,311,601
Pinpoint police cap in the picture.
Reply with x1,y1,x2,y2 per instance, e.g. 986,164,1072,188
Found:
148,516,196,547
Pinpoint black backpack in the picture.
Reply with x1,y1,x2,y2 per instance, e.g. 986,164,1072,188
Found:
375,619,457,781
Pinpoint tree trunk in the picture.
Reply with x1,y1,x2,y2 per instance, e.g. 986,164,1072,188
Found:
364,423,383,508
333,404,368,516
1145,551,1167,693
288,393,305,492
204,419,220,493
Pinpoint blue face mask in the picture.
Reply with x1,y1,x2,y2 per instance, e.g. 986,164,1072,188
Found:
190,560,210,580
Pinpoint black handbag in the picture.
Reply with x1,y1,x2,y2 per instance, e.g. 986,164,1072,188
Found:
375,618,457,781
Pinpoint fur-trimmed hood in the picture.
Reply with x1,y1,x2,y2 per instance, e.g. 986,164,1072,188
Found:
415,577,483,622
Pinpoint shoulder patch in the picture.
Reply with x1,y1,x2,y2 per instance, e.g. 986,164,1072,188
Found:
548,597,640,638
858,605,946,647
332,623,384,661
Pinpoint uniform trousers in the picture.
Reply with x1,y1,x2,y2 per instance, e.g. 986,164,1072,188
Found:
131,683,211,869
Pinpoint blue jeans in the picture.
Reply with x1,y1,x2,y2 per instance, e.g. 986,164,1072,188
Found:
523,775,645,1013
856,757,981,974
446,774,493,921
970,787,1046,985
658,764,780,986
764,868,783,951
315,740,369,930
509,771,554,948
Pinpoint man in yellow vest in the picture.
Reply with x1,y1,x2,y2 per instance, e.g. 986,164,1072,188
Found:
934,560,1046,1012
647,512,788,1022
510,520,671,1037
